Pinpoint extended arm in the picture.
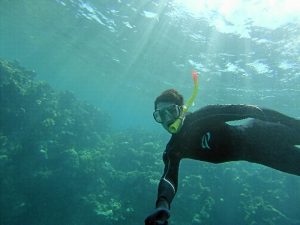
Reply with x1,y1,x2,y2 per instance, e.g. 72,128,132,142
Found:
145,152,180,225
156,151,180,209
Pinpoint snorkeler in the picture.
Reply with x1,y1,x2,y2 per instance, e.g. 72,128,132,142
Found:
144,72,300,225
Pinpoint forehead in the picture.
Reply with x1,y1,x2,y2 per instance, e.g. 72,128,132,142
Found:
156,102,174,110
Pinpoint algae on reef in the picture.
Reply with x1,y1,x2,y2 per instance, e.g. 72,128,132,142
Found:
0,59,165,225
0,59,113,225
0,60,97,224
1,59,300,225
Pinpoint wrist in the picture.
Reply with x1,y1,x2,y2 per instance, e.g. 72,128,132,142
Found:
156,197,170,209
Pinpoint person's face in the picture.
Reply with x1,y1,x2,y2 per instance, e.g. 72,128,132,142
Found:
153,102,182,132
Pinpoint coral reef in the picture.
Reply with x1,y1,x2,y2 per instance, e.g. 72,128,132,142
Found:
1,59,300,225
0,59,165,225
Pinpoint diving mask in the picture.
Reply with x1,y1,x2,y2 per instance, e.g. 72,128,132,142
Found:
153,104,182,125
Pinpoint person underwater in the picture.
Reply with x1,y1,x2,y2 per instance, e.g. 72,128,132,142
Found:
145,70,300,225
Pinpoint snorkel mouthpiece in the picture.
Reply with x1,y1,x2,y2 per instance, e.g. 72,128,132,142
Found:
168,70,199,134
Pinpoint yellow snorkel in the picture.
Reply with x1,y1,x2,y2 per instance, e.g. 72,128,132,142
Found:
168,70,199,134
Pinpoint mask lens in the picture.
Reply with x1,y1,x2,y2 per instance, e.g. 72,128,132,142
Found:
167,104,181,118
153,105,181,124
153,110,163,123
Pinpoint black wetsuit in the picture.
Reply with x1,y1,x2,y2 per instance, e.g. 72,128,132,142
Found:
156,104,300,208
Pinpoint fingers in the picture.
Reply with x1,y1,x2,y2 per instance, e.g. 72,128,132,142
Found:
145,208,170,225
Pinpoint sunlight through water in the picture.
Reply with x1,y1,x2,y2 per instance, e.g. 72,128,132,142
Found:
173,0,300,36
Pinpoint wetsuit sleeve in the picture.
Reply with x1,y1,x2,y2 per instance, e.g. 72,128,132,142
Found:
259,107,300,129
194,104,267,122
155,151,180,209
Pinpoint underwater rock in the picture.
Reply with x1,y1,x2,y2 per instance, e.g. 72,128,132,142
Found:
1,58,300,225
0,59,114,225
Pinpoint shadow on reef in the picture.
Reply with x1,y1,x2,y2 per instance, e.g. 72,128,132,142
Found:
1,59,300,225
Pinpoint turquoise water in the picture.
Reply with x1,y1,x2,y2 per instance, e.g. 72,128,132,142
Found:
1,1,300,225
1,0,299,129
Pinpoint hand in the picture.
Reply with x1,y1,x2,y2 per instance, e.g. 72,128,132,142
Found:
145,208,170,225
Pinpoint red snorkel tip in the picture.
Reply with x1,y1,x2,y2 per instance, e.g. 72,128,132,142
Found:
192,70,198,81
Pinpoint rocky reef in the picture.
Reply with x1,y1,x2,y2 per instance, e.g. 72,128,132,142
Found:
0,59,166,225
1,59,300,225
0,59,111,224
